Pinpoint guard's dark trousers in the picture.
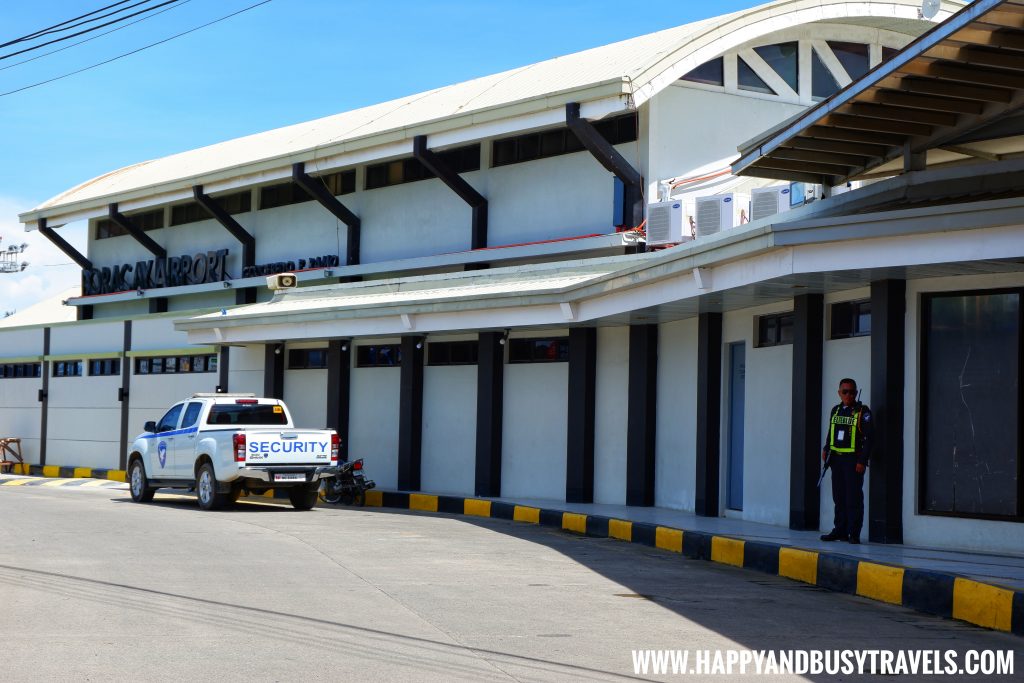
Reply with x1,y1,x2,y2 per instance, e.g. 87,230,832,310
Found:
830,453,864,540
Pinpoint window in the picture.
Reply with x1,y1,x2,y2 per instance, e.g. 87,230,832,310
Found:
170,190,252,226
365,144,480,190
356,345,401,367
0,363,41,379
827,41,870,81
812,48,841,101
288,348,328,369
89,358,121,376
259,170,356,210
830,300,871,339
181,402,204,429
737,56,776,95
680,57,724,86
156,404,184,433
207,403,288,426
508,338,569,363
95,208,165,240
491,114,637,168
427,341,478,366
756,313,794,347
882,46,900,63
135,354,217,374
753,42,798,92
53,360,83,377
921,291,1021,519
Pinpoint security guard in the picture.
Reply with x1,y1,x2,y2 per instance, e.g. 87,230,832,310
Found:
820,378,872,544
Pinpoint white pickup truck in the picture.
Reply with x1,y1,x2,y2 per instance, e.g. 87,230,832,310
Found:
127,393,339,510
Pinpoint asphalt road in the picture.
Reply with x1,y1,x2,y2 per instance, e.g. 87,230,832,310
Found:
0,479,1020,682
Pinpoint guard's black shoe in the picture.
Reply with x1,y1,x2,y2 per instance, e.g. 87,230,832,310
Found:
820,532,846,542
848,537,861,544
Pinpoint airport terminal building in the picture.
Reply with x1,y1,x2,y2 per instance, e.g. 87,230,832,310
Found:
5,0,1023,555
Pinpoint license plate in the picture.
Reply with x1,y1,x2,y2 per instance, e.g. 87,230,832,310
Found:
274,473,306,482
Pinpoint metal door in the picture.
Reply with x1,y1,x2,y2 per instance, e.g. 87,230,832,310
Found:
727,343,745,511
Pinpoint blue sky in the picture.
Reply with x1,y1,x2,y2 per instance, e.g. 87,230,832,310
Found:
0,0,760,313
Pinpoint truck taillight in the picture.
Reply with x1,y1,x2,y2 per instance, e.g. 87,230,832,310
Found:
233,433,246,463
330,433,339,464
352,459,363,471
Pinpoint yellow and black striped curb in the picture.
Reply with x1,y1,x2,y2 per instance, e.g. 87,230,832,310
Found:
361,490,1024,637
8,463,126,482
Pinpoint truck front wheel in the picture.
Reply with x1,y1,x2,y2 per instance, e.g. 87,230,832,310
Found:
196,463,229,511
289,483,319,510
129,460,155,503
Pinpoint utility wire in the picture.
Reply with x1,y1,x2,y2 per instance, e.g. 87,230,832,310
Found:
0,1,192,74
0,1,274,98
12,0,171,46
0,0,182,62
0,1,133,48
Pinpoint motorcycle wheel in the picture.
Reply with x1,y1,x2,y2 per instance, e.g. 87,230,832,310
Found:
354,490,366,507
319,480,343,505
340,492,354,506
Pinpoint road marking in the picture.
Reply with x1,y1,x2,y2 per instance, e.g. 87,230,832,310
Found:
1,478,35,486
41,478,74,487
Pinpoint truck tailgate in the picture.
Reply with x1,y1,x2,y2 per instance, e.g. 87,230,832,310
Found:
244,431,333,466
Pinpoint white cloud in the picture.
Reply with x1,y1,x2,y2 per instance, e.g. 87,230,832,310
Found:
0,196,87,316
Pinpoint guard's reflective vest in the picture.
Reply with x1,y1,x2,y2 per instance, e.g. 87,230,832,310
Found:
828,407,863,454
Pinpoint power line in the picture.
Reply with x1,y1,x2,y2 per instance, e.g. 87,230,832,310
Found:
0,1,274,98
12,0,169,46
0,0,183,62
0,1,192,74
0,1,133,48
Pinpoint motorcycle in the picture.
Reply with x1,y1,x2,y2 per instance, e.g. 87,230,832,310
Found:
319,458,375,506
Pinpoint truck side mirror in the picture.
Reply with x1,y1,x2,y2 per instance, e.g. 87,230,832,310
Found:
143,421,157,433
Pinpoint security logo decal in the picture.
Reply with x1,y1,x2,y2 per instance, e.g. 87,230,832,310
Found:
158,441,167,468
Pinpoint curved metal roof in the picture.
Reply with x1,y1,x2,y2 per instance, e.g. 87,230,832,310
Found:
22,0,956,227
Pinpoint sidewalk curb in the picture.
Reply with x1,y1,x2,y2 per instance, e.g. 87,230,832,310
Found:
14,463,126,482
361,490,1024,637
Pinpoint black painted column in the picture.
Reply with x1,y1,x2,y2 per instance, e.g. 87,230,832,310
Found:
789,294,824,530
869,280,906,544
263,344,284,399
695,312,723,517
626,324,657,507
398,336,424,491
326,339,352,462
566,327,597,503
217,345,230,393
475,332,504,497
118,321,132,471
39,327,51,467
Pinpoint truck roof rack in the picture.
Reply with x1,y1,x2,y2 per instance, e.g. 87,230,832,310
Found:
190,392,257,398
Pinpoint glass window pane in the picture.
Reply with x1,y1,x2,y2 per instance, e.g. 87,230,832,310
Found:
753,42,798,92
827,41,870,80
737,57,776,95
681,57,724,86
812,49,840,101
923,292,1019,516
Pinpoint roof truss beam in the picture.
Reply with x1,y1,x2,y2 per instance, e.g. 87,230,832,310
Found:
823,113,931,137
412,136,488,250
749,158,843,180
291,163,361,266
108,203,166,259
38,218,92,271
739,167,832,186
869,89,986,115
898,59,1024,90
844,102,959,127
769,148,868,168
786,137,890,157
193,185,256,269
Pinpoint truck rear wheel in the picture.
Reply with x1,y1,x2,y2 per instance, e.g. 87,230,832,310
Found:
129,460,155,503
289,483,319,510
196,463,229,510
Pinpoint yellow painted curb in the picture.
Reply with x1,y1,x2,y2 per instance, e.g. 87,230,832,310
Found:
655,527,683,553
711,537,745,568
409,493,438,512
464,499,491,517
857,562,904,605
513,506,540,524
73,467,92,479
779,548,818,585
42,465,60,478
107,470,126,482
364,490,383,507
15,463,30,475
609,519,632,542
953,577,1013,632
562,512,586,534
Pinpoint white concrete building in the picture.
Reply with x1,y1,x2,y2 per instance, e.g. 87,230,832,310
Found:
9,0,1023,555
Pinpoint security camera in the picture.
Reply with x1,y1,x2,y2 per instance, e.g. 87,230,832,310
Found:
267,273,298,290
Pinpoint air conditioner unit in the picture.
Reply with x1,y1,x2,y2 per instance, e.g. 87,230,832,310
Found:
646,200,685,246
751,186,793,222
695,193,749,238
